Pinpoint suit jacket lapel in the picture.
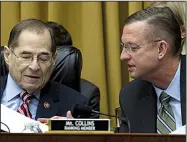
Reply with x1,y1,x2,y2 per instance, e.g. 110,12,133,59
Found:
180,55,186,125
136,83,157,133
35,82,61,119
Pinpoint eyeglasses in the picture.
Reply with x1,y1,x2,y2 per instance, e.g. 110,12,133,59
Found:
10,48,54,66
120,39,162,53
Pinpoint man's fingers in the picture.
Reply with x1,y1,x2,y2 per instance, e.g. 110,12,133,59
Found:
50,116,60,119
37,118,48,124
66,111,73,119
37,114,70,124
37,116,59,124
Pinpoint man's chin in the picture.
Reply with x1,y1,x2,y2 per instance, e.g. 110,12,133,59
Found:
129,72,136,79
130,73,145,80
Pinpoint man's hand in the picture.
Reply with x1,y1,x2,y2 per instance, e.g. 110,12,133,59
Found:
37,111,73,124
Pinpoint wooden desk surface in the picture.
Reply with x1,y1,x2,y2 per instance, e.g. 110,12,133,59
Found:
0,133,185,142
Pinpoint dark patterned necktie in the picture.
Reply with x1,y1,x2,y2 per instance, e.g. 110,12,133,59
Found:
157,91,176,134
17,91,33,118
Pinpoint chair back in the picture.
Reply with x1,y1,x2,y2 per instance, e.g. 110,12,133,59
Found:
50,45,82,92
0,46,8,76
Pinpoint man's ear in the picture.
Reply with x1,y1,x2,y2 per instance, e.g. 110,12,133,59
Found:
181,25,186,40
52,51,57,65
157,41,168,60
4,46,11,65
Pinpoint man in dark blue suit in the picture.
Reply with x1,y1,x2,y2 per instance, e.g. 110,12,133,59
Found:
1,18,87,122
119,6,186,133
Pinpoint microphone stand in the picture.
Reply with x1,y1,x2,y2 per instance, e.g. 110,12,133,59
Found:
91,110,131,133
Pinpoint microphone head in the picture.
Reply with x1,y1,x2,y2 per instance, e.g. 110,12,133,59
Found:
71,104,93,118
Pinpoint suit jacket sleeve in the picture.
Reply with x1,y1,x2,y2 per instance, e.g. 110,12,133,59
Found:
81,79,100,118
85,86,100,118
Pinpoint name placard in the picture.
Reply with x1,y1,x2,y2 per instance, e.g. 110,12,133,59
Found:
48,119,110,131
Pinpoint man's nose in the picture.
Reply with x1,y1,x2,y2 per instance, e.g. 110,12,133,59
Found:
120,49,131,61
28,58,40,71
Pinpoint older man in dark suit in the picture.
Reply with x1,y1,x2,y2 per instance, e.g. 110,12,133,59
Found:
119,6,186,133
1,18,87,122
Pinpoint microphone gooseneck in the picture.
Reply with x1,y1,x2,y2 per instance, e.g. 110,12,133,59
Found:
91,110,116,117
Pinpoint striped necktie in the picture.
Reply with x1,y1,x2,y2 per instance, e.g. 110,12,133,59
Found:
157,91,176,134
17,91,33,119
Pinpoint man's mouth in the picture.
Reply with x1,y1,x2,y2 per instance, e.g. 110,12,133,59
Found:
25,75,40,79
128,64,135,71
128,64,135,68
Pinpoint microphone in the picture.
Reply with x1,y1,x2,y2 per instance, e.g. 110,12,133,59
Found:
71,104,131,133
